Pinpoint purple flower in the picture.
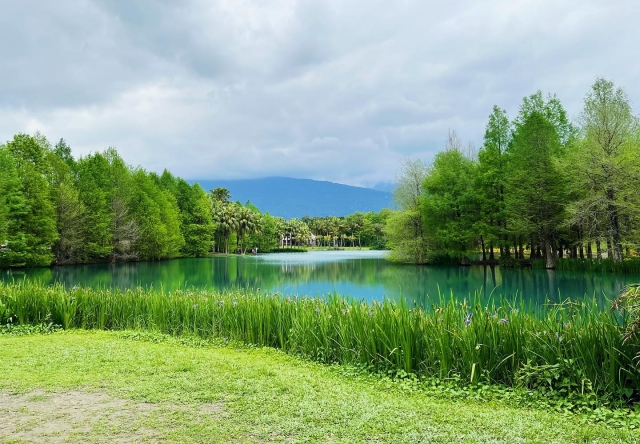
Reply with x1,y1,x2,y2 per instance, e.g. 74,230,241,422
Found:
499,318,509,323
314,308,321,314
218,301,224,307
464,313,473,325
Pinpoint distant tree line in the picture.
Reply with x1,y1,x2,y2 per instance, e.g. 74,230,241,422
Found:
0,136,389,267
209,188,389,254
387,78,640,268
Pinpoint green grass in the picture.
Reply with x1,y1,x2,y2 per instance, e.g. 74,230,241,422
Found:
1,281,638,406
0,330,637,443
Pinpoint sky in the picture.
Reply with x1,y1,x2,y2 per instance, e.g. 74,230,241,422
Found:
1,0,638,188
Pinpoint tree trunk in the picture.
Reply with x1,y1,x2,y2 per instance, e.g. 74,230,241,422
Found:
489,242,495,260
579,244,584,259
596,240,602,259
587,242,592,259
545,237,555,269
480,237,486,261
607,191,623,262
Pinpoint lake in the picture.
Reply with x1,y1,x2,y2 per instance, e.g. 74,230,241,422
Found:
1,250,638,305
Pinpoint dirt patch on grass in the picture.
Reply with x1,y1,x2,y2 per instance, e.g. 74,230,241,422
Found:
0,390,223,443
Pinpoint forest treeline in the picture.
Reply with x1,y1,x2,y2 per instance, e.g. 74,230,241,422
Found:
0,137,388,267
387,78,640,268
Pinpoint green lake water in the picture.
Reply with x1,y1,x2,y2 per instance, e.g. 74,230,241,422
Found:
1,250,638,305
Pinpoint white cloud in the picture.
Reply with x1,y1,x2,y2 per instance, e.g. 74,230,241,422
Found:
1,0,638,187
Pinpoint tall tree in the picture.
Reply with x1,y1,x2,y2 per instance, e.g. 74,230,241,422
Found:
170,180,214,257
568,78,640,262
388,159,430,263
476,106,511,259
506,111,567,268
0,147,28,267
421,149,479,256
4,134,58,266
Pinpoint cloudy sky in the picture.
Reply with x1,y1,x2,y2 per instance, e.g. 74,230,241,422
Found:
1,0,638,187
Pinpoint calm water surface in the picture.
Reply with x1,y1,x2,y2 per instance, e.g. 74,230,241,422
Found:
2,250,638,305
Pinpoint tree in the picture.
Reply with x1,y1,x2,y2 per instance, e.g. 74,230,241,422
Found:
4,134,58,266
421,149,479,256
168,180,214,257
76,153,115,261
212,203,239,254
211,187,231,204
52,182,86,264
0,147,28,267
388,159,430,263
235,206,259,254
568,78,640,262
105,149,141,262
476,106,511,259
505,111,567,269
514,90,575,146
251,213,279,252
128,169,184,260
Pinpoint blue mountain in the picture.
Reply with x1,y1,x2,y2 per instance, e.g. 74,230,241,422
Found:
190,177,395,219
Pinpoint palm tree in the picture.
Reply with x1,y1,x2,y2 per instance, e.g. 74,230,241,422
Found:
236,206,259,254
212,203,238,254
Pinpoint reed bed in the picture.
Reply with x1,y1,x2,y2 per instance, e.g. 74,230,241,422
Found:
532,258,640,273
1,281,638,401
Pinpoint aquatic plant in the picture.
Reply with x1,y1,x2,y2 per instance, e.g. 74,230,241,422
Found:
1,281,638,402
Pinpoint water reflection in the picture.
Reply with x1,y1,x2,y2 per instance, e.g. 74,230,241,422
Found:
1,251,636,306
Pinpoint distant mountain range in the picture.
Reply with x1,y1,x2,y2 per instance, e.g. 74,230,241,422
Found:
190,177,395,219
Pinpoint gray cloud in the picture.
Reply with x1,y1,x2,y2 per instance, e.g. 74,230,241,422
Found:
1,0,638,186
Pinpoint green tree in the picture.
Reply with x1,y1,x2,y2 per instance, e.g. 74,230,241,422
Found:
76,152,115,261
421,149,479,256
129,169,184,260
476,106,511,259
4,134,58,266
505,111,567,268
568,78,640,261
0,147,29,266
388,159,430,263
171,180,214,257
212,203,239,254
235,205,259,254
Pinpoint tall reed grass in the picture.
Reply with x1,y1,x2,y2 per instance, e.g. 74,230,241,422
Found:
1,281,637,400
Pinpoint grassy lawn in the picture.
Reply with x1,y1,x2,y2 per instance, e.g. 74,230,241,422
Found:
0,331,636,443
